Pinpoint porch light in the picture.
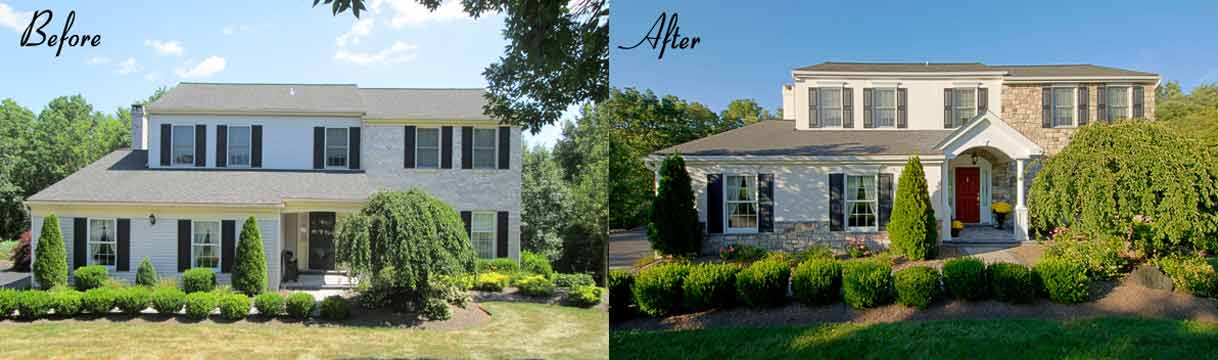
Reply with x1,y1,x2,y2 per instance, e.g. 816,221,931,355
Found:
971,153,978,165
148,213,157,225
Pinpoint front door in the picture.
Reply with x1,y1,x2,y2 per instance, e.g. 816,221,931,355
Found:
308,212,336,270
955,168,981,223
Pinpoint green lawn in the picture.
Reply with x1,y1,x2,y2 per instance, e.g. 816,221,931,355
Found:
611,317,1218,359
0,302,607,359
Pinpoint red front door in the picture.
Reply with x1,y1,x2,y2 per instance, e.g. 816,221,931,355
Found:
955,168,981,223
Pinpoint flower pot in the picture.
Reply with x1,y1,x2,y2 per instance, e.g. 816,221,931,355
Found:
951,228,961,237
994,213,1008,230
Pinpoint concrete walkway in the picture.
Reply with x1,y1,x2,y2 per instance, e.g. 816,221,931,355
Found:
940,242,1044,267
0,261,30,289
609,228,650,270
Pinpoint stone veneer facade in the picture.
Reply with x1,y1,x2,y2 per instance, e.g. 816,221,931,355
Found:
1000,83,1157,155
704,221,893,255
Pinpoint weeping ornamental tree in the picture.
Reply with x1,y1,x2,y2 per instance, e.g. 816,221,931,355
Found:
648,154,701,255
888,156,939,260
334,189,477,307
1028,121,1218,256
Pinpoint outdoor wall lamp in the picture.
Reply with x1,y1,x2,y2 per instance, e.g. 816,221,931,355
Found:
148,213,157,225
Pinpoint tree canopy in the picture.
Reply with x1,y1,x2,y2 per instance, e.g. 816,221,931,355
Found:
1156,81,1218,147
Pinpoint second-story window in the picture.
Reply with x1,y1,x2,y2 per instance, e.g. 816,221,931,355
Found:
1106,86,1130,119
171,125,195,165
952,88,976,127
874,88,896,128
1052,88,1075,127
325,128,349,168
416,128,441,169
473,128,497,169
227,126,251,167
818,88,843,127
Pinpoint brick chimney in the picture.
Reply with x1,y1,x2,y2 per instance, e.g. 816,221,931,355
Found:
131,104,148,150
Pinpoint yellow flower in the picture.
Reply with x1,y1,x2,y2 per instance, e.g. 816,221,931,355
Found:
991,201,1012,214
951,220,964,230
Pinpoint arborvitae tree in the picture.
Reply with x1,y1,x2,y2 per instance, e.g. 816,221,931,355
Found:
889,156,939,260
232,216,268,296
647,154,701,255
33,214,68,289
135,257,159,286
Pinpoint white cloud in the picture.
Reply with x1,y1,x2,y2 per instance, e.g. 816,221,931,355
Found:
0,3,31,33
144,40,184,56
86,56,110,65
144,72,161,82
336,17,374,47
175,56,227,78
335,41,417,65
373,0,472,28
117,58,140,75
221,24,251,35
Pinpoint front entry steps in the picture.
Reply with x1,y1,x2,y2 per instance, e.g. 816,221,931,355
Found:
282,271,357,290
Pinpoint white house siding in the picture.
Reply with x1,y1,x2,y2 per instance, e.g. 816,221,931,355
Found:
147,114,364,170
683,159,946,254
792,77,1004,131
362,124,523,261
30,212,282,290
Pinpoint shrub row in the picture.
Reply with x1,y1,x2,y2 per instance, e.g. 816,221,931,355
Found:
0,287,335,320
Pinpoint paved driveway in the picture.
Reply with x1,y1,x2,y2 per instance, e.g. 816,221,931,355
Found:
0,262,30,289
609,228,651,270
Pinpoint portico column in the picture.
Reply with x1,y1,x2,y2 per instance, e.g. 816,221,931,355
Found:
1014,158,1029,241
941,161,952,242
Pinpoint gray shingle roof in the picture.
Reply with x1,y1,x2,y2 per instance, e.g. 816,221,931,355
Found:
27,150,372,205
795,62,1158,77
653,120,954,157
146,83,366,115
988,64,1158,77
358,88,490,120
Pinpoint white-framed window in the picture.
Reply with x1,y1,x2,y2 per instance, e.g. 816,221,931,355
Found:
192,220,221,270
471,212,496,259
171,125,195,165
874,88,897,128
952,88,977,128
818,87,844,127
1107,86,1130,120
472,128,497,169
325,127,349,168
846,175,878,231
724,174,758,232
1052,87,1075,128
87,218,117,268
416,128,441,169
227,125,251,167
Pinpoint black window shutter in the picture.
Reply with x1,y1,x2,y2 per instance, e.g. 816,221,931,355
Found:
73,218,86,270
496,211,509,258
862,88,874,128
441,126,453,169
1133,86,1145,118
159,124,171,166
808,88,819,128
404,126,416,168
878,174,893,230
178,219,191,272
706,174,723,234
1041,87,1052,128
978,88,988,115
1078,87,1090,126
194,125,206,167
348,127,361,170
897,88,908,128
117,219,130,272
829,174,844,231
842,88,854,128
758,174,774,233
251,125,263,168
498,127,510,169
220,220,235,273
461,126,473,169
943,88,954,128
461,211,472,239
312,127,324,169
1097,86,1108,123
216,125,227,168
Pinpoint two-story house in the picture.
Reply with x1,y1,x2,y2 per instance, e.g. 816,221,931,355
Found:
650,62,1158,254
25,83,522,290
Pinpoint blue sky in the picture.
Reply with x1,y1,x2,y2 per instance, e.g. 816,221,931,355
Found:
610,0,1218,113
0,0,565,147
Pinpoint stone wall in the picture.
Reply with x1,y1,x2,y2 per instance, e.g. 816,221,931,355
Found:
1001,83,1157,155
703,221,891,255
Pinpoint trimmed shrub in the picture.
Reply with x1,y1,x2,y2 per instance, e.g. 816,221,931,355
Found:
1034,257,1090,304
888,156,939,260
474,272,510,292
427,275,471,308
253,293,285,317
81,288,117,315
735,259,791,308
135,257,159,287
33,214,68,289
9,231,31,272
1158,255,1217,297
792,258,842,306
521,250,554,276
942,257,987,300
608,270,635,319
683,263,739,310
73,265,109,291
648,154,701,255
632,263,688,317
218,293,250,320
182,268,216,293
421,298,452,321
894,266,941,309
566,285,603,307
476,258,519,273
285,292,315,319
114,287,151,315
49,288,83,317
184,292,217,320
553,273,596,288
842,259,893,309
988,263,1036,303
0,288,17,318
319,295,350,320
16,290,51,319
515,275,556,297
1044,229,1128,280
232,217,268,296
150,287,187,314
